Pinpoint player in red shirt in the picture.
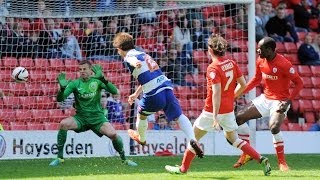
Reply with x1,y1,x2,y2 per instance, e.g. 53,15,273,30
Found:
165,34,271,176
233,37,303,171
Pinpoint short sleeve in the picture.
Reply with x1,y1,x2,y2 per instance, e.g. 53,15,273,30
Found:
233,61,243,78
207,66,221,84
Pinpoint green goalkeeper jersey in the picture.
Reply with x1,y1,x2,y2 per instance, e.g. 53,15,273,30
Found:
57,77,118,117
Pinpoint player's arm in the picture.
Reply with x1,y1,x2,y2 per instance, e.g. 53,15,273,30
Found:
234,76,247,99
128,85,143,105
101,81,118,95
56,73,73,102
243,61,262,94
91,64,111,87
126,56,142,68
212,83,221,129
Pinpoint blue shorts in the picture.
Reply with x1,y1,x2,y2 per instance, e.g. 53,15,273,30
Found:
138,89,182,121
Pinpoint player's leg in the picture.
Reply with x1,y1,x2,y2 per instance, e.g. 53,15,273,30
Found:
221,112,271,176
269,103,290,172
49,116,79,166
234,100,263,168
99,122,137,166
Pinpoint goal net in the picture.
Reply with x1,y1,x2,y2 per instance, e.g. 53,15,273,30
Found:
0,0,254,134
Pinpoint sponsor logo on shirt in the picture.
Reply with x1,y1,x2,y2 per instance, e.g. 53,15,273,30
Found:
262,73,278,80
289,67,295,74
89,82,98,92
210,72,216,79
273,67,277,73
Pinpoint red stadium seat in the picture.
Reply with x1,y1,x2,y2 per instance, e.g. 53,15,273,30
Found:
304,112,315,123
312,100,320,111
0,70,12,82
179,99,190,112
174,86,191,98
49,59,65,70
95,61,124,73
9,82,28,96
120,72,131,84
27,122,44,130
284,42,297,53
42,83,59,95
312,89,320,100
10,122,27,130
298,100,313,112
189,98,204,111
301,77,313,88
106,72,121,84
202,5,225,18
32,110,50,121
19,96,37,109
233,52,248,64
287,123,302,131
302,123,313,131
185,73,195,84
26,83,43,96
299,88,313,99
280,123,288,131
310,66,320,76
15,109,32,121
0,109,16,121
297,32,307,41
48,109,65,122
43,122,60,130
297,65,312,76
34,58,50,70
193,50,208,64
190,86,207,99
197,62,209,74
2,57,18,69
311,77,320,88
232,40,248,52
66,72,79,80
19,58,34,69
283,53,300,65
192,74,206,85
36,96,56,109
64,59,79,71
29,70,47,82
64,108,76,117
0,82,10,94
46,70,59,82
291,100,299,112
276,42,286,53
3,96,21,109
238,64,248,75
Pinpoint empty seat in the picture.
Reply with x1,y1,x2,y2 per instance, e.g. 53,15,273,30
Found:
311,77,320,88
19,58,34,69
280,123,289,131
302,123,313,131
193,50,208,64
2,57,18,69
10,122,27,130
64,59,79,71
283,53,300,65
297,65,312,76
233,52,248,64
48,109,65,122
190,86,207,99
65,72,79,80
46,70,59,82
19,96,37,109
106,72,121,84
36,96,55,109
312,100,320,111
15,109,32,121
232,40,248,52
26,83,43,96
189,99,204,111
299,88,313,99
49,59,65,70
288,123,302,131
43,122,60,130
27,122,44,130
179,99,190,112
301,77,313,88
304,112,315,123
29,70,47,82
192,74,206,85
10,82,28,96
276,42,286,53
284,42,297,53
312,89,320,100
41,83,59,95
202,5,225,18
174,86,191,98
32,110,50,121
0,109,16,121
3,96,21,109
0,70,13,81
298,100,313,112
34,58,50,70
310,66,320,76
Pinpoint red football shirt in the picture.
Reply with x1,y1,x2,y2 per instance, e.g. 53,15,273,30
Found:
244,54,303,100
204,58,243,114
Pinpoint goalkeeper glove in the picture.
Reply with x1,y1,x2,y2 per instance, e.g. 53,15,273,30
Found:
92,64,109,84
57,72,70,89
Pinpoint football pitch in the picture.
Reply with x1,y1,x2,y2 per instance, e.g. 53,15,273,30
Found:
1,154,319,179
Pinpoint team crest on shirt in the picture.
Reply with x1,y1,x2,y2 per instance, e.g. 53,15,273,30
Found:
209,72,216,79
89,82,98,92
272,67,277,73
289,67,295,74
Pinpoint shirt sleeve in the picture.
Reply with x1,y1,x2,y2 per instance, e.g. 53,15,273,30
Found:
207,67,221,84
243,59,262,94
101,80,118,95
283,62,303,100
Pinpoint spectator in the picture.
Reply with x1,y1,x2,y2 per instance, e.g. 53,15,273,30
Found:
190,18,209,50
312,34,320,56
158,10,176,44
186,8,204,26
255,3,268,42
293,0,312,32
118,15,136,38
0,0,9,25
96,0,116,12
152,31,167,60
297,33,320,65
168,120,179,130
60,26,82,60
235,5,248,30
135,25,156,54
37,0,52,17
136,0,157,24
106,93,126,125
105,21,121,60
309,118,320,131
0,22,8,58
153,114,171,130
265,7,298,42
173,17,192,55
260,0,275,29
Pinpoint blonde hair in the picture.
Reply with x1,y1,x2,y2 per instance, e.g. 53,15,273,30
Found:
113,32,135,51
208,34,228,56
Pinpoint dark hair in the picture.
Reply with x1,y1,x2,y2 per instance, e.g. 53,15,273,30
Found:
113,32,135,51
79,60,92,66
262,37,276,51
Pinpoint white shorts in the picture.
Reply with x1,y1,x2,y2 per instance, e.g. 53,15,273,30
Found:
252,94,290,117
194,111,238,132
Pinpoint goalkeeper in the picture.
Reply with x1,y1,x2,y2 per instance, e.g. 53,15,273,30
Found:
49,60,137,167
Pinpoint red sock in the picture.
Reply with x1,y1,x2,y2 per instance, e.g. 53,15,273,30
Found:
274,143,286,164
239,142,261,162
180,149,196,173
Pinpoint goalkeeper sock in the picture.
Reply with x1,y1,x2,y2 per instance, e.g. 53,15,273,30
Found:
136,118,148,142
177,114,196,140
272,132,286,164
112,135,126,161
180,149,196,173
57,130,67,159
233,139,261,162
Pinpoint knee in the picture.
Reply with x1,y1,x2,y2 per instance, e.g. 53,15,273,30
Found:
269,123,281,134
236,114,245,125
59,120,69,130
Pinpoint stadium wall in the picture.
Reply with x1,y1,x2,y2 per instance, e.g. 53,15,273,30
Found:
0,131,319,159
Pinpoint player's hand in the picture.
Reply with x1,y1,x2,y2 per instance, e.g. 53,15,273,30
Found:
91,64,104,80
57,73,70,89
276,100,291,113
128,94,138,105
212,118,221,131
135,61,142,68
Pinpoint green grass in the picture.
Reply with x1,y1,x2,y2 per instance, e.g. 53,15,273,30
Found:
1,154,319,179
